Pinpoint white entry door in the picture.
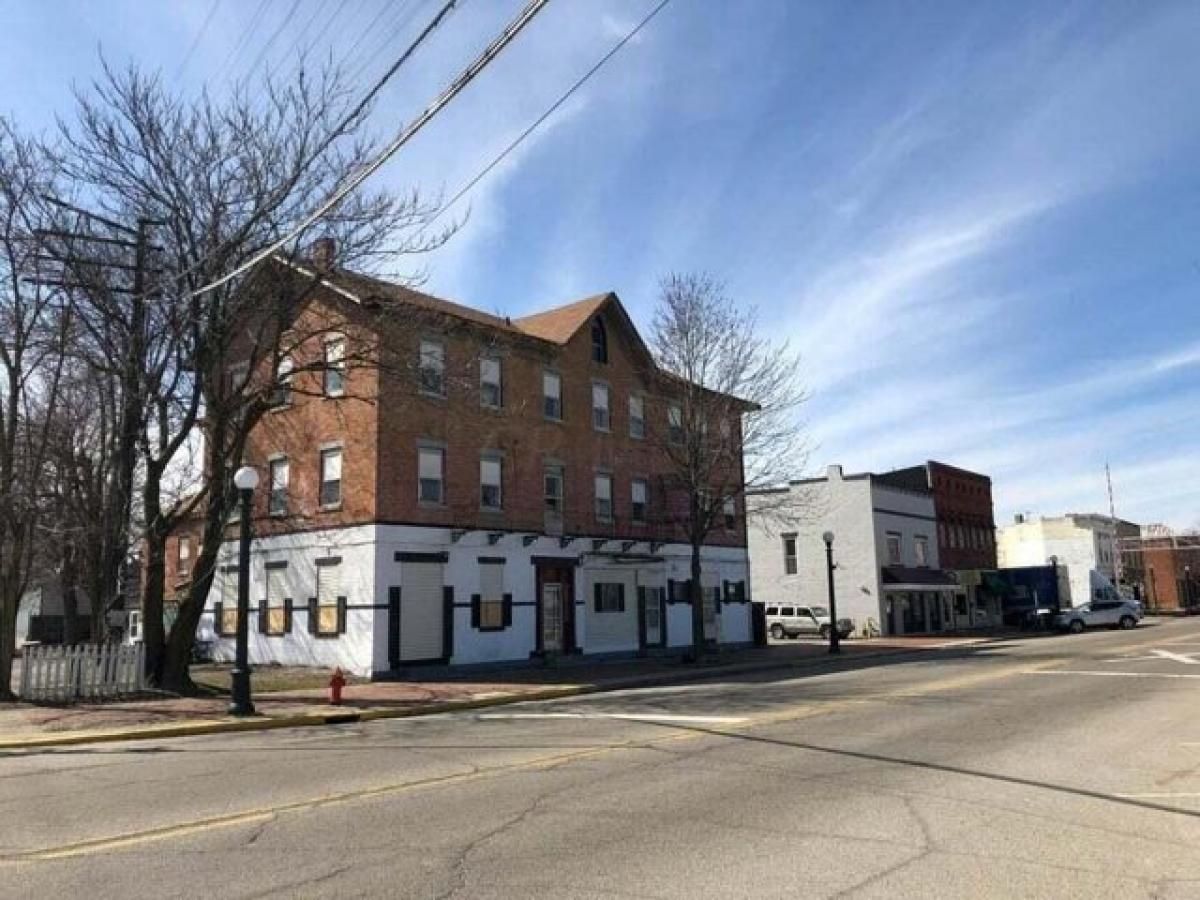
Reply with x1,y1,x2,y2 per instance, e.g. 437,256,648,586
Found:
400,561,444,662
644,587,663,646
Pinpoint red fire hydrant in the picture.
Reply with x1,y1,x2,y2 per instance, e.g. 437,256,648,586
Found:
329,667,346,706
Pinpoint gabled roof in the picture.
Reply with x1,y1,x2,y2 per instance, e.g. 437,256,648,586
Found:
512,293,613,343
315,266,528,337
284,258,623,347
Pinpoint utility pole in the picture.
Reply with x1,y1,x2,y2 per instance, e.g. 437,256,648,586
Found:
25,201,162,643
1106,462,1123,597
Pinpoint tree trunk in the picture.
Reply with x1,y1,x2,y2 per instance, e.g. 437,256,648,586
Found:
0,580,18,701
161,463,231,694
688,540,705,662
61,544,80,646
141,527,167,686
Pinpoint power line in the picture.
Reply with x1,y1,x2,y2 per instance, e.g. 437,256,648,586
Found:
192,0,554,298
176,0,223,80
219,0,271,78
167,0,458,293
242,0,305,83
421,0,671,232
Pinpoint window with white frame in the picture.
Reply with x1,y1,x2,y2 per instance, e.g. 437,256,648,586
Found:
631,478,648,522
480,356,502,408
177,536,191,577
268,457,289,515
592,382,611,431
543,370,562,420
480,455,502,510
323,338,345,396
544,464,564,515
320,447,342,507
419,339,446,396
914,534,929,567
782,534,798,575
629,394,645,439
668,403,684,444
272,356,294,406
418,446,444,504
594,472,613,521
886,532,902,565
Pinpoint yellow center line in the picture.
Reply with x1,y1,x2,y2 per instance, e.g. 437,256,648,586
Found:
0,653,1109,864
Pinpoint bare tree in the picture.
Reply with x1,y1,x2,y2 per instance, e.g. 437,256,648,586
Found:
647,273,808,660
0,120,74,698
57,62,453,691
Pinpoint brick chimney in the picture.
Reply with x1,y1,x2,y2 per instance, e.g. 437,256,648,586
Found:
310,237,336,271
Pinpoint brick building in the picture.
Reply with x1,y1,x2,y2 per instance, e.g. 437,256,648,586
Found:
167,261,752,675
1123,534,1200,612
875,461,996,570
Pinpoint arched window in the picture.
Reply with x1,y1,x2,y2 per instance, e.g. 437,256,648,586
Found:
591,316,608,363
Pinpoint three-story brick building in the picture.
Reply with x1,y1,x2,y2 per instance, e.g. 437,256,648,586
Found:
167,261,753,675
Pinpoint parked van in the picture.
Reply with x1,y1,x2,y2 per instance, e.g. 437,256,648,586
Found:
763,603,853,641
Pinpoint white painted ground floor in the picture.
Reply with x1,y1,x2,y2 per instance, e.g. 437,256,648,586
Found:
197,524,753,677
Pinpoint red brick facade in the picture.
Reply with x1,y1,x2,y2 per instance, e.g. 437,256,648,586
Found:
160,273,746,592
877,461,996,571
1135,536,1200,611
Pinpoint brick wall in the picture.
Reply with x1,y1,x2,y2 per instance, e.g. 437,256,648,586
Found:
928,461,996,570
238,290,745,547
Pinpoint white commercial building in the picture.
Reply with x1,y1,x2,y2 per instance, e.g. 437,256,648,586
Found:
748,465,964,636
996,513,1137,608
197,525,752,677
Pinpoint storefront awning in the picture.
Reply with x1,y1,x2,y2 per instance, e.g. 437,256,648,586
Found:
880,566,962,592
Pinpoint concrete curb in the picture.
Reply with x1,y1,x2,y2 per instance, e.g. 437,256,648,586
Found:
0,642,978,751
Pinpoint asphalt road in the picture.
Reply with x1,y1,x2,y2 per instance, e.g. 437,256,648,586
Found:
3,620,1200,898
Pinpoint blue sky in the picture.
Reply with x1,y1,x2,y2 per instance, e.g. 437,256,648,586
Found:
2,0,1197,529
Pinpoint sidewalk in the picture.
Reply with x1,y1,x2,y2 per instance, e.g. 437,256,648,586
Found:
0,635,997,750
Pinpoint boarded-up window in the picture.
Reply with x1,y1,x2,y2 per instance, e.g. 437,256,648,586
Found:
266,566,287,634
317,564,341,636
220,570,239,635
479,561,504,629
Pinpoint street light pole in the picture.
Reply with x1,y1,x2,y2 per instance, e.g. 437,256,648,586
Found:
229,465,259,716
823,531,840,655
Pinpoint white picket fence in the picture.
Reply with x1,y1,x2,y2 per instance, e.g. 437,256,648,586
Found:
18,643,145,703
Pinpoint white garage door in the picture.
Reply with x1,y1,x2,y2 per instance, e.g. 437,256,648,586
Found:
401,561,444,661
585,568,638,653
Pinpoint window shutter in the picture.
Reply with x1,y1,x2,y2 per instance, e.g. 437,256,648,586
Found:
594,583,603,612
213,602,224,635
258,601,269,633
283,597,293,633
666,579,676,605
502,593,513,628
471,594,481,629
388,587,400,666
307,598,318,636
636,587,647,649
336,596,347,634
618,583,626,613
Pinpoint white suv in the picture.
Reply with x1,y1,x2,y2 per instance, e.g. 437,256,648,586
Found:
764,604,852,641
1054,600,1142,634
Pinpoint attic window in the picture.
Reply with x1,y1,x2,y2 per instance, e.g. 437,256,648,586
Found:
591,317,608,364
